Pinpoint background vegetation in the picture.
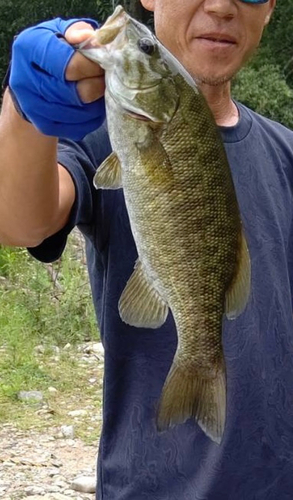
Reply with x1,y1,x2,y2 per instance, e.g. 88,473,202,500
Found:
0,233,101,431
233,3,293,128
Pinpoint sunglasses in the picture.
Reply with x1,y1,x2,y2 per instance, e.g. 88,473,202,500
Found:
239,0,269,3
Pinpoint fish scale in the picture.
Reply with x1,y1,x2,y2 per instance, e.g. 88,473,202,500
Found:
79,5,251,443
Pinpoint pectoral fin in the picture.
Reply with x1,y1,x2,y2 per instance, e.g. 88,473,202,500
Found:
119,260,169,328
225,228,251,320
94,152,122,189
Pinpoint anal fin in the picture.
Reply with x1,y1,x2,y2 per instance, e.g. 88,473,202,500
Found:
94,152,122,190
118,260,168,328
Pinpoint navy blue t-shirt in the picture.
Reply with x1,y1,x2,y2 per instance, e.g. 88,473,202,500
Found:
30,103,293,500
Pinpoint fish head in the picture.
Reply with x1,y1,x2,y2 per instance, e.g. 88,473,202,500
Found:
78,5,194,124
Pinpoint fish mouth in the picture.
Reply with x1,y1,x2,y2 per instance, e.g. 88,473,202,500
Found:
124,110,151,121
112,70,164,92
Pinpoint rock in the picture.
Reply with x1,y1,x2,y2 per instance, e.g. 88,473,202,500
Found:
80,357,94,363
51,459,63,468
45,484,63,493
91,413,103,422
18,391,43,402
0,480,10,492
22,497,45,500
82,342,104,358
34,345,45,354
28,495,71,500
68,410,88,418
63,489,78,496
23,485,45,495
40,435,55,442
49,496,73,500
0,480,10,486
71,476,96,493
92,342,104,354
60,425,75,439
2,461,14,467
48,469,61,477
53,479,68,489
35,407,55,417
48,386,58,394
66,439,76,447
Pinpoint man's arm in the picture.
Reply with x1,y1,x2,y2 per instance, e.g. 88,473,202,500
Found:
0,20,105,248
0,90,75,247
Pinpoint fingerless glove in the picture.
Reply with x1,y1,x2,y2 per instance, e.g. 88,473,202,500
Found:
8,18,106,140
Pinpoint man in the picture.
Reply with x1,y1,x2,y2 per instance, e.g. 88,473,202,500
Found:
1,0,293,499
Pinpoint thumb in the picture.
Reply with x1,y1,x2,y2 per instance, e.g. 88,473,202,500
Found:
65,22,97,44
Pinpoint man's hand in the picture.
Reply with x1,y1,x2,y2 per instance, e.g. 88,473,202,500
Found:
64,22,105,104
8,18,106,140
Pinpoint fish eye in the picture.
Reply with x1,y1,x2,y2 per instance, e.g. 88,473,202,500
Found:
138,37,156,55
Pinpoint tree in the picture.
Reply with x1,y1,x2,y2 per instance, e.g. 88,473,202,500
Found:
261,2,293,86
232,2,293,128
0,0,106,84
0,0,153,84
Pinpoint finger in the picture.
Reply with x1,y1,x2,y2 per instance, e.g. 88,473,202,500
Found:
65,22,96,44
77,76,106,103
65,51,104,81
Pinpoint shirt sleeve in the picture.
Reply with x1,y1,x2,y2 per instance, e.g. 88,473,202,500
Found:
28,122,112,263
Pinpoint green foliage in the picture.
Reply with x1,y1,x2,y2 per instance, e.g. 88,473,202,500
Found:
231,2,293,129
0,235,99,422
233,63,293,128
260,3,293,86
0,0,113,84
96,0,117,20
0,0,153,84
0,235,98,348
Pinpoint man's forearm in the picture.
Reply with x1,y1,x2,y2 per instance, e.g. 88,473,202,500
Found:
0,90,75,247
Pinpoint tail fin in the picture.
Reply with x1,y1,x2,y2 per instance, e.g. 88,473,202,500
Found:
157,359,226,444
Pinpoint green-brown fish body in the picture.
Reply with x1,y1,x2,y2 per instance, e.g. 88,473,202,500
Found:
79,6,250,443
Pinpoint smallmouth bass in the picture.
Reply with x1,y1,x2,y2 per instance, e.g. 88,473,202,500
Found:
79,5,251,443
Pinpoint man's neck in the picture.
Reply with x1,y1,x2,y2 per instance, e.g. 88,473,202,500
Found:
199,82,239,127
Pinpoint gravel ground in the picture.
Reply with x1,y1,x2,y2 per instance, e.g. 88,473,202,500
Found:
0,342,104,500
0,424,98,499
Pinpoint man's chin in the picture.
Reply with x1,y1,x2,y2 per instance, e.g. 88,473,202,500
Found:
187,65,237,87
193,73,234,87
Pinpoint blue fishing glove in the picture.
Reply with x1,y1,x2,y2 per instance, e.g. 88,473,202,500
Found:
9,18,106,140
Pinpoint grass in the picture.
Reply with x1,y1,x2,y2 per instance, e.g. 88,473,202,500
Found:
0,233,102,442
